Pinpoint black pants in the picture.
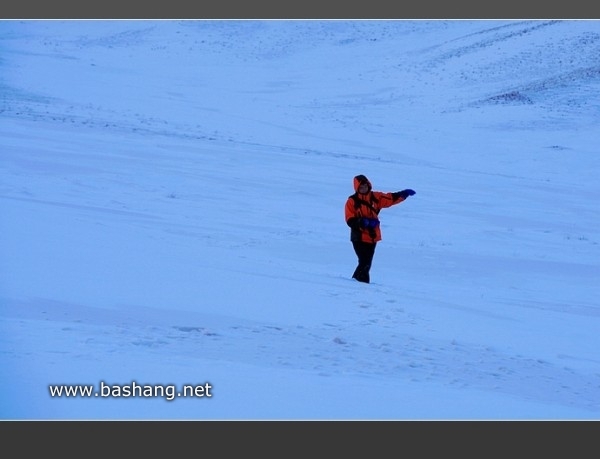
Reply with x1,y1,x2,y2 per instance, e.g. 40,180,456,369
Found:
351,241,376,283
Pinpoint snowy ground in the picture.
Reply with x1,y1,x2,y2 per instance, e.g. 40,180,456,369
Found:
1,19,599,420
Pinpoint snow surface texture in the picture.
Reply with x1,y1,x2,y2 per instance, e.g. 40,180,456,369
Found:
1,20,599,420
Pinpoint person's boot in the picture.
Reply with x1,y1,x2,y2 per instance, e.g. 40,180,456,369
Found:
352,268,370,283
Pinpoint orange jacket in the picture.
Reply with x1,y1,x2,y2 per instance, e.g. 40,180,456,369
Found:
345,175,406,243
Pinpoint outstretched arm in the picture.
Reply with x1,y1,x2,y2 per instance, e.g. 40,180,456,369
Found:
375,189,416,208
392,189,416,200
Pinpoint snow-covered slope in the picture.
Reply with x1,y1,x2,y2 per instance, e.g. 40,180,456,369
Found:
1,20,599,419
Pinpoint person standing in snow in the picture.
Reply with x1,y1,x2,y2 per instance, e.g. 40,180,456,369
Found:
345,174,415,283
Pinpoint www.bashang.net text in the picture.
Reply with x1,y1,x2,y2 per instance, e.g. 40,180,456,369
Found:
48,380,213,402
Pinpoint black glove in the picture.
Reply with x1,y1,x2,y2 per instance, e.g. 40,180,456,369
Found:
347,217,361,230
393,189,416,200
